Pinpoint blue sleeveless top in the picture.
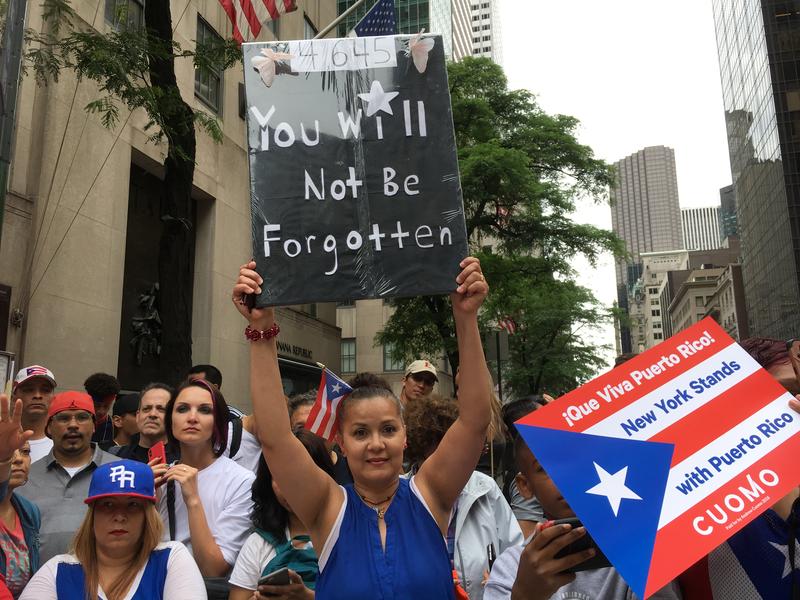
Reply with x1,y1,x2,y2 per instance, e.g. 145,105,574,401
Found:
315,477,455,600
55,546,170,599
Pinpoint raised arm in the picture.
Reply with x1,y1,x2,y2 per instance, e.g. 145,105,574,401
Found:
0,395,33,503
415,257,492,529
233,263,342,543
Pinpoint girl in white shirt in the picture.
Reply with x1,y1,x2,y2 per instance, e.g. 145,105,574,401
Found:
229,427,336,600
154,379,255,578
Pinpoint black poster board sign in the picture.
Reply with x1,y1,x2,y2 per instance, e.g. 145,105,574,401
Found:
243,35,468,306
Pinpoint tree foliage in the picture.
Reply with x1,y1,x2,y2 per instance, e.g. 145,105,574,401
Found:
377,57,625,397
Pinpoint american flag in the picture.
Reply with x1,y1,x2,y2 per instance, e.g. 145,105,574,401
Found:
305,369,353,442
218,0,297,44
498,317,517,335
354,0,397,37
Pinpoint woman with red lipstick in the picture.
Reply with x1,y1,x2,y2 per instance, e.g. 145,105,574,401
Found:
19,459,205,599
233,257,492,599
156,379,255,593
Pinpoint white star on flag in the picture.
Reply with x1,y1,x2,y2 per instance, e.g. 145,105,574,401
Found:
331,382,342,393
358,80,399,117
769,541,800,578
585,462,642,517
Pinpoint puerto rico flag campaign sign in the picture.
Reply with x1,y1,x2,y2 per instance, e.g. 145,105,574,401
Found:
515,318,800,598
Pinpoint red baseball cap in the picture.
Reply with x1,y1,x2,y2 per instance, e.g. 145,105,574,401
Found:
48,391,96,420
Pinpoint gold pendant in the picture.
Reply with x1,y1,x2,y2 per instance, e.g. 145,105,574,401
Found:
376,507,385,519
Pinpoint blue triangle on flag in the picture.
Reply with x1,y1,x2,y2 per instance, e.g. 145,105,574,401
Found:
516,425,675,599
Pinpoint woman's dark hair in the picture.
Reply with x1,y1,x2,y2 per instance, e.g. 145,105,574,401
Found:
338,372,401,423
347,372,392,392
252,427,335,541
502,395,545,441
165,379,230,457
740,338,790,369
404,394,457,467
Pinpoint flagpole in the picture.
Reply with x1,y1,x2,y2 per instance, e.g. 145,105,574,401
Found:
314,0,371,39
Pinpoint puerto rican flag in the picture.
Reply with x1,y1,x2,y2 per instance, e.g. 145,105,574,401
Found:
219,0,297,44
516,318,800,598
305,369,352,442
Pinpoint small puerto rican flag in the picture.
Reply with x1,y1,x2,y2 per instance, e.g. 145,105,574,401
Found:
305,369,353,442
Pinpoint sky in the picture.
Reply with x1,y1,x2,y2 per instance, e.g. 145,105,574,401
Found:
498,1,733,367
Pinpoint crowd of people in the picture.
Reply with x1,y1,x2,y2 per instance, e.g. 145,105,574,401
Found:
0,256,797,599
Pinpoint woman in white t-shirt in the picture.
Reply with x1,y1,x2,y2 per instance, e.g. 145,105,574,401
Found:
153,379,255,580
20,459,205,600
229,427,335,600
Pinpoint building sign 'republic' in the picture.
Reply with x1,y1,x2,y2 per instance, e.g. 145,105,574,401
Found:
243,35,468,306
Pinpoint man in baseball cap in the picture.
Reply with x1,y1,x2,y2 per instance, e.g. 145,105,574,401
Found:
15,391,121,562
400,359,438,406
12,365,57,462
103,394,140,451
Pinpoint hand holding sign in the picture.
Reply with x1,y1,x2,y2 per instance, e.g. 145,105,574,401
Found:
451,257,488,317
232,261,274,331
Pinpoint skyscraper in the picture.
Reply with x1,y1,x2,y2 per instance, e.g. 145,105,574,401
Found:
337,0,431,37
718,184,738,242
336,0,491,62
682,206,721,251
610,146,683,352
468,0,501,63
712,0,800,338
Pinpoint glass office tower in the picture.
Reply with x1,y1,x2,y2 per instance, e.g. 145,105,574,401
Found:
712,0,800,337
336,0,430,36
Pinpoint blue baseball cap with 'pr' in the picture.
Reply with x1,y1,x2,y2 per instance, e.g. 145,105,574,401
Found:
85,460,156,504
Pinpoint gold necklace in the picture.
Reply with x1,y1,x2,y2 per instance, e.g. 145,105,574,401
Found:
356,484,399,520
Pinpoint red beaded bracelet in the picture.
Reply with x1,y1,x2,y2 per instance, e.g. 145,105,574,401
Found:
244,323,280,342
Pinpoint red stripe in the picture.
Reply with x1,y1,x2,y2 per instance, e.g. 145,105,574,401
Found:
304,371,328,432
644,434,800,596
282,0,297,14
263,0,280,21
240,0,263,39
647,369,787,465
217,0,245,43
517,319,733,433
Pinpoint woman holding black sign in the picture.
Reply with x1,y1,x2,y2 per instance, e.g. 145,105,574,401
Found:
232,257,492,599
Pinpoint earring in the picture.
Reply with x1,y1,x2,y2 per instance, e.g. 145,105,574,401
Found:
403,442,408,449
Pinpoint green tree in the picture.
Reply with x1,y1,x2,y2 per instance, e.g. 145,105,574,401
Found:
377,57,624,396
24,0,240,384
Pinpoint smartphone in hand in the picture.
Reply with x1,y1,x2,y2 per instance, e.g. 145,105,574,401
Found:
551,518,611,572
258,567,291,596
148,441,167,464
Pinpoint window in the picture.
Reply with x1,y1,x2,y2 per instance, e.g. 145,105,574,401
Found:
303,14,317,39
654,333,663,340
648,288,658,295
195,17,224,114
105,0,144,30
341,339,356,373
651,310,660,317
383,343,404,372
695,296,705,307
